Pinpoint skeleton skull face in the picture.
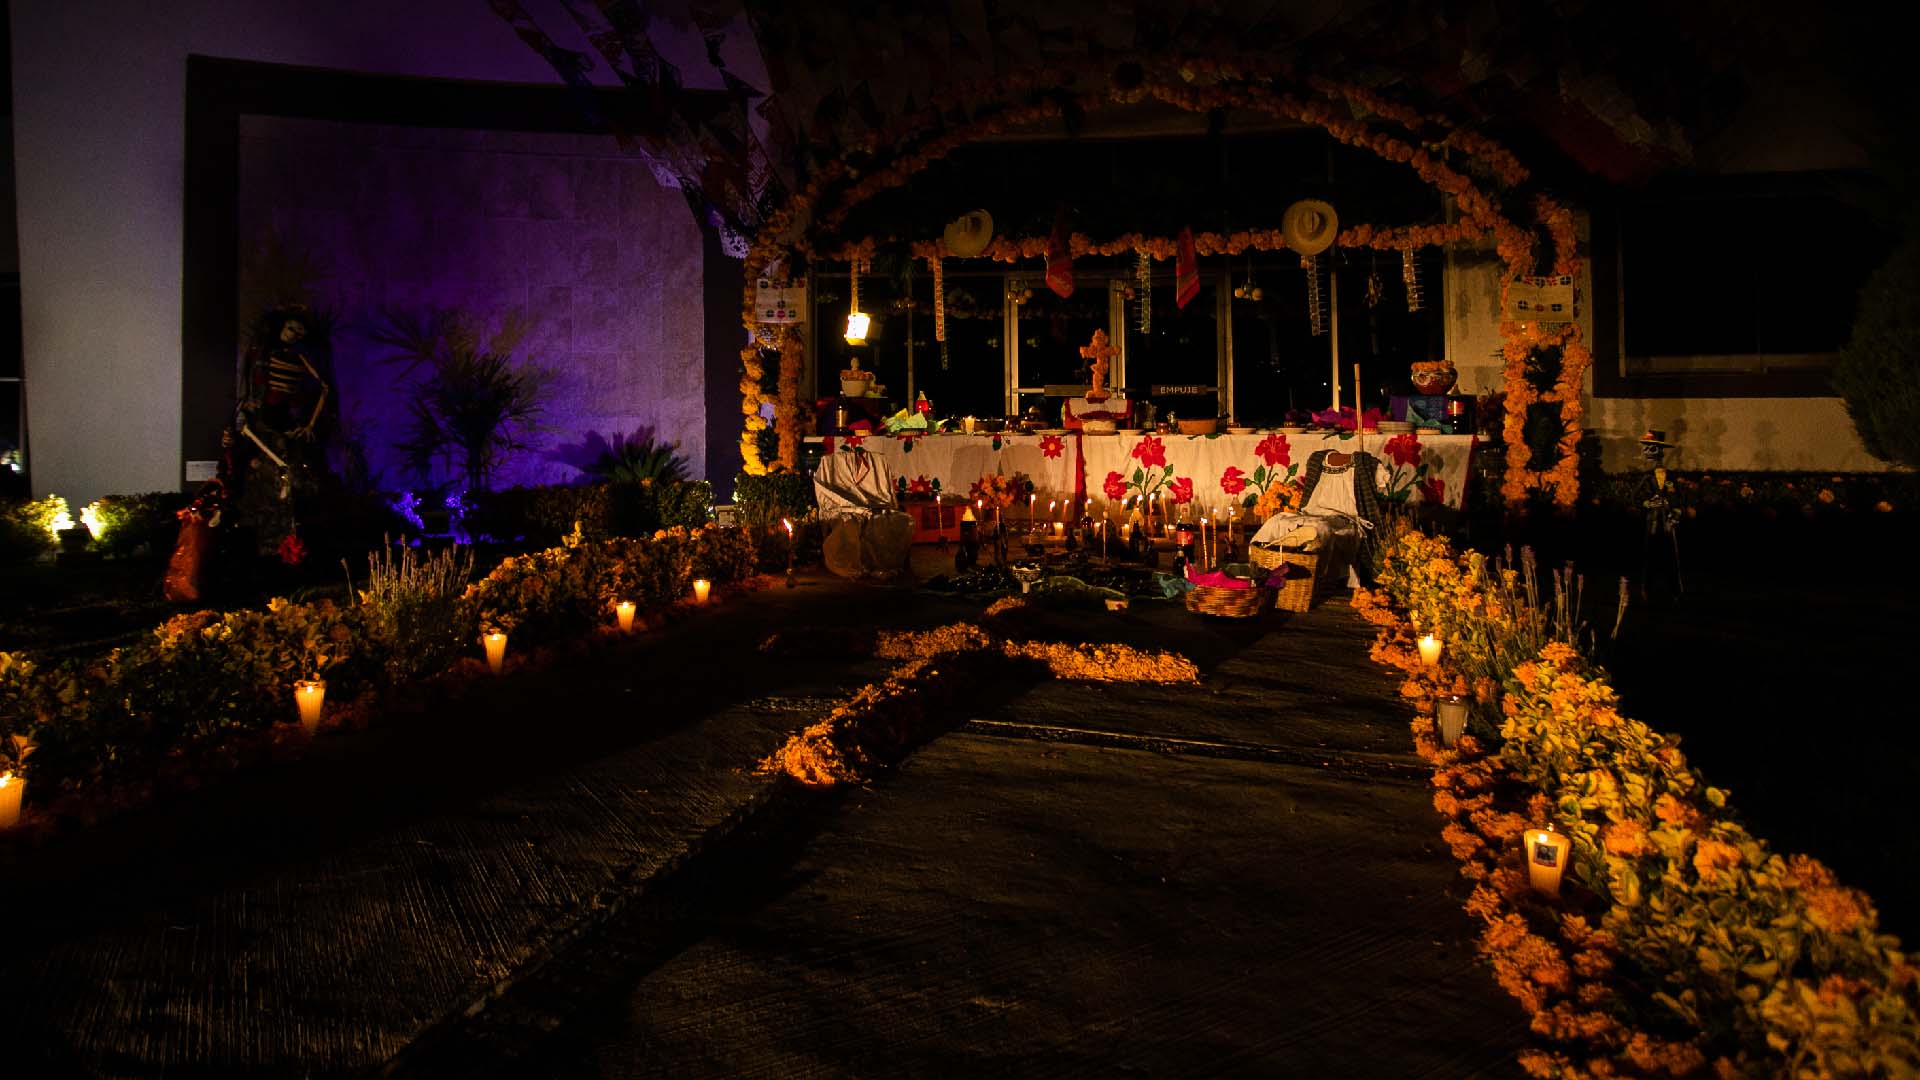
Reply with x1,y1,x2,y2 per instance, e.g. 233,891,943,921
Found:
278,319,308,344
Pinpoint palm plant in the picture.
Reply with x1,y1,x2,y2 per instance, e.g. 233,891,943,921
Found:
584,428,691,485
369,306,549,491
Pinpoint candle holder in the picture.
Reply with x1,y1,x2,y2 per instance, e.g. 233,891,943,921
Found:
1011,563,1044,595
1527,826,1572,897
693,578,713,605
294,679,327,733
483,631,508,675
0,771,24,829
615,600,637,633
1435,695,1468,747
1418,634,1443,666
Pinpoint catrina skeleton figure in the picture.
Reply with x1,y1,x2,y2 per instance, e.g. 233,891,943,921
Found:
234,305,335,559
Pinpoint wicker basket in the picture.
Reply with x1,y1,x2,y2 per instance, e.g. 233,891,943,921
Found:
1184,583,1274,618
1251,544,1326,612
1177,417,1220,435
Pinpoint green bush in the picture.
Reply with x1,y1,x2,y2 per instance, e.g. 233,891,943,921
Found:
0,496,64,563
87,491,189,559
1835,236,1920,470
356,543,476,685
733,471,815,527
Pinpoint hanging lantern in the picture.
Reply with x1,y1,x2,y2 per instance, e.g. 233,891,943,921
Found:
1403,248,1425,312
845,257,870,345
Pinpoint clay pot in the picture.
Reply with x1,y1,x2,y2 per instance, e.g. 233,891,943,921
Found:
1411,367,1457,395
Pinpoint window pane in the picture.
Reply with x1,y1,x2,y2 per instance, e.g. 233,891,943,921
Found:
912,272,1004,421
1015,274,1112,391
1125,274,1220,419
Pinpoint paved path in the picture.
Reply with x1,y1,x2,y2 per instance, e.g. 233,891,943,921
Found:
394,600,1531,1078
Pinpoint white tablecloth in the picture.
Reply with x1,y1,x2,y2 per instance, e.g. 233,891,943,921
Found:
1080,430,1474,520
810,429,1476,521
810,432,1082,508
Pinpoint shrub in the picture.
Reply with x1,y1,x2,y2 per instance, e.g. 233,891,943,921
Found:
582,429,691,485
85,492,189,559
733,471,815,527
356,542,476,685
1835,236,1920,470
0,496,65,563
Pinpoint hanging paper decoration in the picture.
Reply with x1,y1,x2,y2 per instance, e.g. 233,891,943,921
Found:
1175,227,1200,310
1403,249,1424,312
1304,255,1328,336
1045,206,1075,298
1135,249,1152,334
931,256,946,342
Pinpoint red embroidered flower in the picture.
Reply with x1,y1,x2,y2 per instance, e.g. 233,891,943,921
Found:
1383,432,1421,466
277,533,307,566
1418,475,1446,504
844,432,865,450
1168,476,1195,504
1102,470,1128,501
1039,434,1065,460
908,475,933,495
1220,466,1248,495
1255,433,1291,468
1130,435,1167,469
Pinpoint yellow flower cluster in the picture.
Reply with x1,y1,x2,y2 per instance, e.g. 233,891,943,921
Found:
1362,524,1920,1076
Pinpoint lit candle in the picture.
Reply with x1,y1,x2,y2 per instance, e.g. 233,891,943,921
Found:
693,578,712,604
294,678,327,733
1121,522,1133,542
1418,634,1443,666
1053,521,1065,539
484,631,508,675
1029,493,1037,521
1436,695,1468,748
782,517,796,581
616,600,637,633
0,771,23,829
1527,827,1572,897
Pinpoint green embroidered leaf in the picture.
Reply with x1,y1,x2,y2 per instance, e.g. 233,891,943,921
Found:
1132,467,1145,485
1252,465,1267,486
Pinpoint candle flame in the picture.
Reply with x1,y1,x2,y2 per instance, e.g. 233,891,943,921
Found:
0,772,12,789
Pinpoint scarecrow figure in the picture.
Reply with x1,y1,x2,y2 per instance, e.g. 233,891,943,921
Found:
233,305,334,560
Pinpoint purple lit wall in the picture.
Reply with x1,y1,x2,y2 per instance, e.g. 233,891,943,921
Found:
237,117,706,490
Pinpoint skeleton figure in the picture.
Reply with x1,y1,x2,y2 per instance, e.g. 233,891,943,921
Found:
234,305,334,559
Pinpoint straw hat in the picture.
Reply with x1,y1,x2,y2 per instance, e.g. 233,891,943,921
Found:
1282,199,1339,256
942,209,995,258
1638,429,1676,448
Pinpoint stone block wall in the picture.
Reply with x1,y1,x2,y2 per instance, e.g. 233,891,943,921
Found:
237,117,706,492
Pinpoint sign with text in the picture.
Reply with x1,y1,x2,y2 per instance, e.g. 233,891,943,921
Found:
755,277,807,324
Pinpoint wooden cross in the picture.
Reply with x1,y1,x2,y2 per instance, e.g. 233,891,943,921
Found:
1080,329,1118,403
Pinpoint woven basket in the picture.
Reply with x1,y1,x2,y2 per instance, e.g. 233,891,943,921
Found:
1185,583,1274,618
1177,417,1220,435
1251,545,1325,612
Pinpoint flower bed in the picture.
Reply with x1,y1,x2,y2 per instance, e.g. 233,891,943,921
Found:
759,602,1200,787
1357,523,1920,1077
0,525,756,828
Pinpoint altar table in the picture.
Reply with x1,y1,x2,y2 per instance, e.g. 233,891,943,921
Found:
806,429,1476,525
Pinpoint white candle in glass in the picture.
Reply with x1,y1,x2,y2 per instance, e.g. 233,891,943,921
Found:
693,579,712,604
0,771,24,829
1436,695,1469,747
616,600,637,632
483,631,508,675
1418,634,1442,666
1527,827,1572,896
294,679,327,732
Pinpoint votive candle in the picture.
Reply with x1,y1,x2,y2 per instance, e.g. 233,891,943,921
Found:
693,578,712,604
484,631,508,675
0,771,23,829
1418,634,1443,666
616,600,637,632
1527,827,1572,897
294,679,327,733
1436,695,1468,747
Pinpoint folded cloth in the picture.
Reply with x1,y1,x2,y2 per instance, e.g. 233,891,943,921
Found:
1185,565,1290,589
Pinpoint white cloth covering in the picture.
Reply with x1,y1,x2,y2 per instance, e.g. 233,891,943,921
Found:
813,451,898,521
1251,459,1367,583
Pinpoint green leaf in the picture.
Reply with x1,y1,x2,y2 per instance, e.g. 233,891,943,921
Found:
1132,467,1144,485
1241,493,1257,509
902,438,914,453
1252,465,1267,486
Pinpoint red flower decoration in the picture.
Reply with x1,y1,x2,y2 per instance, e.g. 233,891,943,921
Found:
277,533,307,566
1418,475,1446,504
1039,434,1065,459
1220,466,1248,495
908,475,933,495
1383,433,1421,466
1102,470,1128,501
1255,433,1291,468
1130,435,1167,469
844,432,865,450
1168,476,1195,504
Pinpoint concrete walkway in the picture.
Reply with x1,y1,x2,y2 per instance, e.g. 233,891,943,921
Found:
1,581,1528,1078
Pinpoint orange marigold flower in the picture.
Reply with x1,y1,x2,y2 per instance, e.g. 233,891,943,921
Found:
1783,853,1838,889
1653,793,1700,830
1803,885,1873,936
1602,821,1653,858
1691,839,1743,884
1539,641,1581,667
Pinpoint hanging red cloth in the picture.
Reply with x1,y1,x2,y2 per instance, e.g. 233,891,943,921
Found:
1175,227,1200,309
1045,207,1074,298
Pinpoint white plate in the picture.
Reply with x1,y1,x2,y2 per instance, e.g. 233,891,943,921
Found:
1227,426,1257,435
